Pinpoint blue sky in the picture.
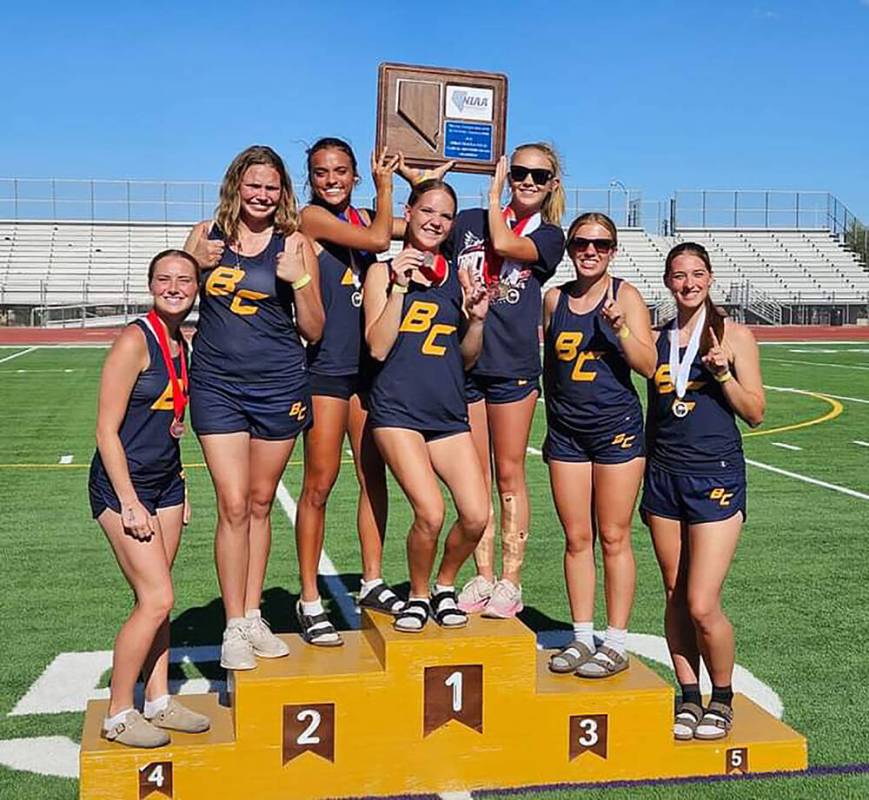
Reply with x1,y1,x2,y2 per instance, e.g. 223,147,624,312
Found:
3,1,868,220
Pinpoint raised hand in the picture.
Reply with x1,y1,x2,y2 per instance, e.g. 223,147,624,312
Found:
702,327,731,376
600,278,626,332
459,268,489,322
488,155,508,205
372,147,399,192
396,152,456,185
276,232,308,284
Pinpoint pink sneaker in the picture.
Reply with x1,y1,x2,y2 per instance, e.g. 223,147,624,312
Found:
482,579,523,619
457,575,494,613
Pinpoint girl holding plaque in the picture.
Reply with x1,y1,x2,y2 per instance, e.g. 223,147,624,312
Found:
642,242,764,740
294,138,401,646
184,146,324,671
543,213,656,679
90,249,210,748
452,143,567,619
364,179,490,633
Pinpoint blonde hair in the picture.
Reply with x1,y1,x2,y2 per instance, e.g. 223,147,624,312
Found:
215,145,299,244
566,212,618,247
511,142,565,226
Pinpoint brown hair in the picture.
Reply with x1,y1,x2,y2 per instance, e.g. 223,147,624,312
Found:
214,145,299,244
511,142,565,226
566,212,618,247
664,242,726,355
306,137,359,202
407,178,457,212
148,249,200,283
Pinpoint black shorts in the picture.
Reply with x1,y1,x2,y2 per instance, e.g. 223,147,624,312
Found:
543,414,645,465
640,462,747,525
89,462,185,519
190,374,312,441
466,374,541,405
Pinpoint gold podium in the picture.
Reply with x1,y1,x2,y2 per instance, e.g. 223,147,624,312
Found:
80,612,806,799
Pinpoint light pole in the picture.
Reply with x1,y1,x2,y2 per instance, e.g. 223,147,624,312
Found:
609,180,630,226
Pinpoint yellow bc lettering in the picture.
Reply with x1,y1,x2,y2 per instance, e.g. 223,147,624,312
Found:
340,267,355,286
421,323,457,356
289,402,307,421
709,487,733,507
655,364,705,395
150,381,174,411
554,331,599,381
611,433,636,449
399,301,439,333
230,288,268,316
206,266,245,296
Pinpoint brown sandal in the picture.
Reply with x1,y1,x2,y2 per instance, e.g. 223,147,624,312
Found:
575,645,630,678
673,701,704,740
548,641,594,674
694,701,733,740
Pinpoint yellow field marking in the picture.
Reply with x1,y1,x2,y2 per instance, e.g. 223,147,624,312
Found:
0,459,355,469
744,390,842,438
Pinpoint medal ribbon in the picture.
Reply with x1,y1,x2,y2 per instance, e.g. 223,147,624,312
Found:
338,206,370,272
668,305,706,400
483,207,541,286
146,310,188,425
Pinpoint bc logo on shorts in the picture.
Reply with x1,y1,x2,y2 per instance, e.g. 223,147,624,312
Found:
709,487,734,507
611,433,636,449
289,401,308,422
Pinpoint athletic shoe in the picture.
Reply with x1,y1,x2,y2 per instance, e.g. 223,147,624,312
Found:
457,575,494,613
103,710,169,748
245,610,290,658
220,623,256,671
148,698,210,734
481,579,524,619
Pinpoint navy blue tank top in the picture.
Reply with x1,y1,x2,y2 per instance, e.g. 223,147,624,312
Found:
91,319,184,487
544,278,642,431
367,260,467,432
191,226,307,384
646,319,744,475
306,235,375,377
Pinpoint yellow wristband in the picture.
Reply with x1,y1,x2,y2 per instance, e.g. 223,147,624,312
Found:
715,370,733,384
391,283,409,295
617,325,631,341
292,273,312,291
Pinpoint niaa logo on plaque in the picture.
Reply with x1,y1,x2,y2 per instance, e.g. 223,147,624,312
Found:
445,85,494,122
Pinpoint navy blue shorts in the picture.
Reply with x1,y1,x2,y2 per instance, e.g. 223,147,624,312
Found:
369,420,469,443
190,374,312,441
466,374,540,405
640,462,747,525
543,413,645,465
309,372,361,401
89,462,185,519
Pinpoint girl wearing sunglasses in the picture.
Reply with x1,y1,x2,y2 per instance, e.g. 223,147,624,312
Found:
453,144,567,619
543,213,656,679
642,243,764,740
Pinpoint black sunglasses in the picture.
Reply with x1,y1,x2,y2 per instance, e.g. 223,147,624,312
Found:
569,237,615,254
509,166,553,185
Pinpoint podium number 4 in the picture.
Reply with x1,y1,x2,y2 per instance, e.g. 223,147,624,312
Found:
138,761,173,800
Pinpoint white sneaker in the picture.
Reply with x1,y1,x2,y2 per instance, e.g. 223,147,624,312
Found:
457,575,494,613
244,610,290,658
481,579,524,619
220,623,256,671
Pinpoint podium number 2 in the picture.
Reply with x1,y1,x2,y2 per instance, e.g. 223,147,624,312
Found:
296,709,321,745
445,671,463,712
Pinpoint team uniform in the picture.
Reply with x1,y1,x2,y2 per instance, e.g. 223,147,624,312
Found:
641,321,746,524
451,208,565,403
305,209,376,400
189,227,311,440
367,260,468,441
88,319,186,517
543,279,645,464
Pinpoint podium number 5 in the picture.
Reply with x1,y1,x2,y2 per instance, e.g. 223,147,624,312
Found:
577,718,599,747
296,709,321,745
445,671,463,712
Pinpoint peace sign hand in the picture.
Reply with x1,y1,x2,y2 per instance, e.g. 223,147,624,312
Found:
459,268,489,322
600,278,626,332
702,327,732,376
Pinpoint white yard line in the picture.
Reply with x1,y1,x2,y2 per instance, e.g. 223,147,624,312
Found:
526,446,542,456
765,385,869,405
770,442,802,451
764,358,869,371
746,459,869,501
58,455,73,465
853,441,869,448
0,347,36,364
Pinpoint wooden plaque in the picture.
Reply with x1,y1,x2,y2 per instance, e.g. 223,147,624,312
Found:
376,63,508,175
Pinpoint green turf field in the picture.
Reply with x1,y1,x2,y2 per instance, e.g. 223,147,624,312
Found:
0,341,867,799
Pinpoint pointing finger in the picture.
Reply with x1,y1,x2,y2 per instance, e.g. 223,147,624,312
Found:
709,326,721,349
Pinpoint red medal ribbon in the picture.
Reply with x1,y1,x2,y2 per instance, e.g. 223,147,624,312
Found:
419,252,448,285
146,310,188,427
483,207,536,286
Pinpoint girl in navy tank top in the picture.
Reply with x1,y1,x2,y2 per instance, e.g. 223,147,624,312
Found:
543,213,657,680
91,250,210,747
294,139,402,646
364,180,490,633
642,242,765,742
184,146,325,671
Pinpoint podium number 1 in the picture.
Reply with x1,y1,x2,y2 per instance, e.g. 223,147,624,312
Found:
445,671,463,712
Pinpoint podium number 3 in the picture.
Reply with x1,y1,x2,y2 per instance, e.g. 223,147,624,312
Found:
296,709,321,745
577,718,599,747
445,671,463,712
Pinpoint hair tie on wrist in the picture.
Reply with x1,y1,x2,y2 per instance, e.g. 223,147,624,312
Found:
391,283,408,295
617,325,631,341
292,273,312,291
715,370,733,384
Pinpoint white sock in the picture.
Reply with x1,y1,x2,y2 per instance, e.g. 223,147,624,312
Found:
572,621,595,651
226,616,247,629
360,578,383,598
143,694,170,719
301,598,325,616
434,583,454,595
103,707,134,731
244,609,262,620
604,626,628,656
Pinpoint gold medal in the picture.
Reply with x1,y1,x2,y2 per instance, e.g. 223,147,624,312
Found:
672,400,690,419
